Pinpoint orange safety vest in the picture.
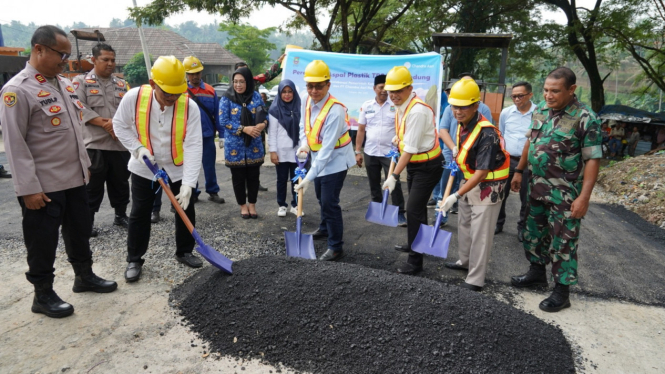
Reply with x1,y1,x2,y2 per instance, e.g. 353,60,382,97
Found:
455,114,510,181
304,95,351,152
395,95,441,163
135,85,188,166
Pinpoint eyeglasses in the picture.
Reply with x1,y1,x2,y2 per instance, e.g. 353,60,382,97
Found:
306,82,328,91
156,85,181,98
233,80,246,85
511,93,530,100
42,45,71,61
451,104,474,111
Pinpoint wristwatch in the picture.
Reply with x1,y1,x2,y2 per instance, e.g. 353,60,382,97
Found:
515,168,524,174
391,173,400,180
355,150,362,155
454,192,462,199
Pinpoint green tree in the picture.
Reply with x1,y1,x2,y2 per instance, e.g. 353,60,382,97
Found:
123,52,153,87
218,23,276,73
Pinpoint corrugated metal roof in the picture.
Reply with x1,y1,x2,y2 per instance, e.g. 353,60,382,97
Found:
67,27,242,67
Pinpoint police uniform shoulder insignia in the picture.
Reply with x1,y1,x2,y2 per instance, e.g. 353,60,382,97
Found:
66,86,75,93
116,81,125,88
35,74,46,84
90,89,99,94
73,82,80,89
37,90,51,97
49,105,62,113
3,92,17,107
86,79,96,84
76,100,84,109
51,117,61,126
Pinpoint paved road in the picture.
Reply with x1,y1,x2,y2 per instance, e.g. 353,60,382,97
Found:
1,155,664,306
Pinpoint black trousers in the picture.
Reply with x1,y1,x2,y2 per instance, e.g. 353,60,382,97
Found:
497,156,529,230
86,149,131,214
230,165,261,205
364,153,405,213
405,155,444,266
127,173,195,263
19,185,93,284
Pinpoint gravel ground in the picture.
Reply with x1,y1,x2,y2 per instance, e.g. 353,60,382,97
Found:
171,256,575,374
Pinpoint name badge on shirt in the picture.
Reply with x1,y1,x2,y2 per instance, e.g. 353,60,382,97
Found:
390,106,396,112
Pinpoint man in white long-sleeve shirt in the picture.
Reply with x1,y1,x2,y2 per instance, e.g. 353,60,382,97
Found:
113,56,203,282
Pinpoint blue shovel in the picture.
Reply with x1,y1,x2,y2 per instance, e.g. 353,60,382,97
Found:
412,161,457,258
365,148,400,227
143,156,233,274
284,152,316,259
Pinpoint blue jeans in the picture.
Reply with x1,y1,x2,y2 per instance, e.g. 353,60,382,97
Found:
609,138,622,154
314,170,347,252
275,162,297,208
197,136,220,195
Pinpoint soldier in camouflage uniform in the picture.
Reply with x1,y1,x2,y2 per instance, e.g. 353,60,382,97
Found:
510,67,602,313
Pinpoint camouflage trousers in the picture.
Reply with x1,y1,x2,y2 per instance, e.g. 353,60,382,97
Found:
522,197,580,285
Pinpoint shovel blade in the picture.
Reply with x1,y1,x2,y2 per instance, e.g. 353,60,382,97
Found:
284,232,316,259
412,223,452,258
195,243,234,274
365,190,399,227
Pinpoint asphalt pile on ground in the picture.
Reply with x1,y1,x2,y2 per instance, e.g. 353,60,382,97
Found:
596,152,665,229
172,256,575,374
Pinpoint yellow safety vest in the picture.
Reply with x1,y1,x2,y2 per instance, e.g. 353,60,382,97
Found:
395,95,441,163
305,95,351,152
455,114,510,181
135,85,188,166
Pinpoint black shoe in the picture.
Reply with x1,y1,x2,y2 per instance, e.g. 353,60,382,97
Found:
72,269,118,293
258,184,268,192
113,214,129,228
192,193,199,203
460,282,482,292
90,228,99,238
517,229,524,242
394,244,411,253
307,230,329,240
31,283,74,318
511,263,548,288
539,283,571,312
208,193,225,204
397,213,407,227
426,199,437,208
494,225,503,235
319,249,344,261
151,211,160,223
125,262,142,282
0,166,11,178
450,206,458,214
176,253,203,268
445,262,468,271
397,262,422,275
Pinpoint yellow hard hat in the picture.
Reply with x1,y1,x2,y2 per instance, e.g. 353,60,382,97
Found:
447,78,481,106
384,66,413,91
151,56,188,94
183,56,204,73
304,60,331,82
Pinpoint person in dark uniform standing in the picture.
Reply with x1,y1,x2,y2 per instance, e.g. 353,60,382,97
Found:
73,43,130,237
382,66,443,275
0,25,117,318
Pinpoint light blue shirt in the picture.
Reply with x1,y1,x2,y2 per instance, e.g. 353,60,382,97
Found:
499,102,536,156
299,92,355,180
439,102,494,161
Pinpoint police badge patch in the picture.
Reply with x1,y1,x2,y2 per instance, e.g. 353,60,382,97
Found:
3,92,17,107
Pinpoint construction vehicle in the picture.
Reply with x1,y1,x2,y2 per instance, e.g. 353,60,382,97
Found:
62,29,104,80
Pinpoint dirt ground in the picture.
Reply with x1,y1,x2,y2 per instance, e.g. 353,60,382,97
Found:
1,139,664,373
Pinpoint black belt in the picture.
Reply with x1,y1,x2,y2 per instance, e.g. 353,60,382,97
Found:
510,155,521,160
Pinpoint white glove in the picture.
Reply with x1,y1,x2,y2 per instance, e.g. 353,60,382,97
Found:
437,194,458,217
452,146,459,158
294,179,310,194
391,135,399,147
382,175,397,193
137,146,155,163
296,145,310,160
175,185,192,210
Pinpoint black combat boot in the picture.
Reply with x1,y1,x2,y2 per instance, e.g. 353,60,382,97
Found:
113,205,129,228
32,283,74,318
511,263,548,288
72,261,118,293
539,282,571,312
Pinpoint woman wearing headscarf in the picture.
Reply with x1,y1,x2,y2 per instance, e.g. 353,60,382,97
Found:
219,67,266,219
268,80,302,217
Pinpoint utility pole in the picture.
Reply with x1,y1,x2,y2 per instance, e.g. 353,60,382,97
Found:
132,0,152,73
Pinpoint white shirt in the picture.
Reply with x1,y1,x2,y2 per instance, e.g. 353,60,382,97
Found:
268,114,301,163
498,102,536,156
396,92,437,154
113,87,202,188
358,98,396,157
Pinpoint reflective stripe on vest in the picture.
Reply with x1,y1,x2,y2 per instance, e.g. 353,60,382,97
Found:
135,85,188,166
455,114,510,181
305,95,351,152
395,95,441,163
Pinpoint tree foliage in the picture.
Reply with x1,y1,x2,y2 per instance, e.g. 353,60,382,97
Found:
218,23,276,73
123,52,153,86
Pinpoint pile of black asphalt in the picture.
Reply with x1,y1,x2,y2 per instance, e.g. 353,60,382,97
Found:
172,256,574,374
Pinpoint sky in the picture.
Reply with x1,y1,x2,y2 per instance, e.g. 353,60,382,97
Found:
0,0,598,32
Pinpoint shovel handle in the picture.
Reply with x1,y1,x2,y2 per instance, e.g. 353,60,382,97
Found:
296,177,304,217
143,157,195,235
382,158,397,192
442,167,456,202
